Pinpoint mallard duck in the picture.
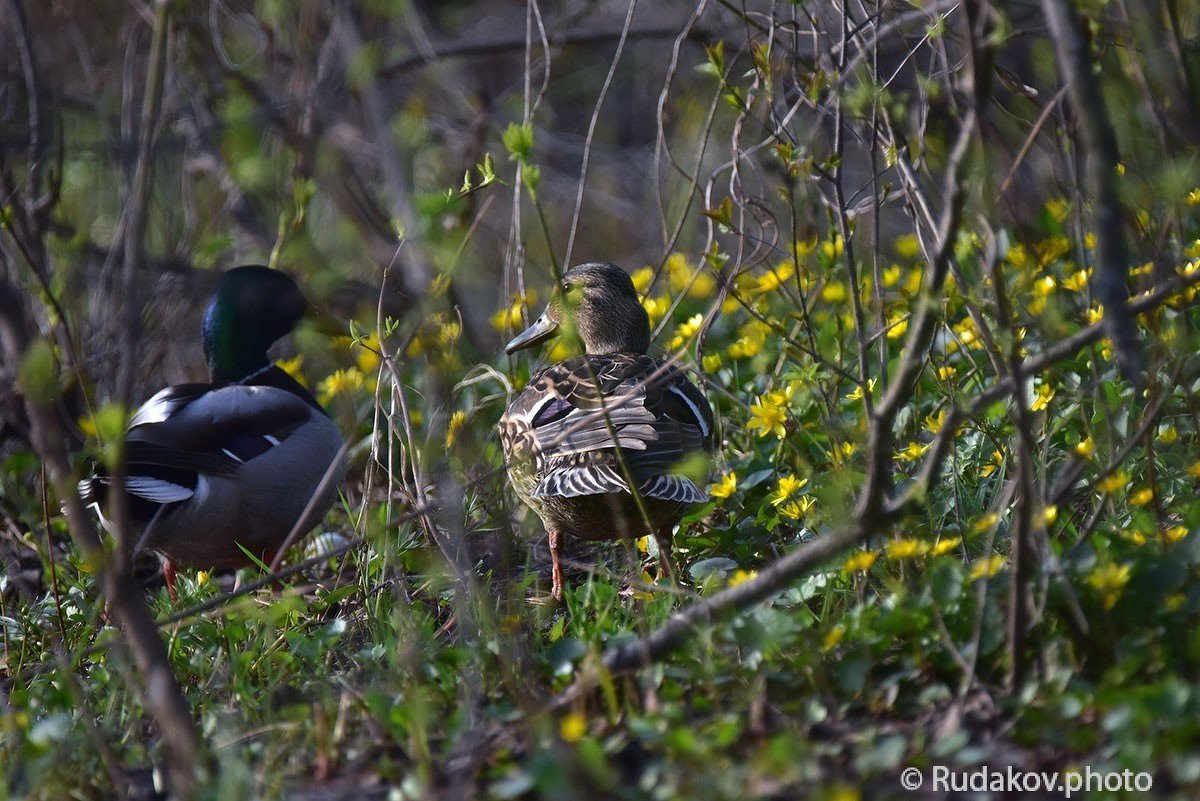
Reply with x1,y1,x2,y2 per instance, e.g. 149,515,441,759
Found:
79,265,347,594
499,261,715,600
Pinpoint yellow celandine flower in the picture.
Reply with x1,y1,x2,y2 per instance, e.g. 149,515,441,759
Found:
822,625,845,651
664,252,715,297
1006,244,1032,270
1097,470,1130,495
548,339,577,362
969,555,1006,580
1084,232,1096,249
886,538,929,560
1087,563,1131,610
1129,488,1154,507
980,449,1004,478
667,313,705,350
445,410,467,448
1123,530,1147,546
1165,525,1188,543
924,410,947,435
195,571,211,585
822,281,848,303
902,268,922,295
1043,505,1059,526
834,441,857,463
1030,383,1055,412
702,353,722,372
354,333,382,373
636,536,649,553
1045,198,1070,223
490,291,538,331
560,712,587,742
276,354,307,387
630,266,655,294
845,378,877,402
729,569,757,588
823,235,845,260
1115,162,1126,176
77,415,98,439
1085,305,1104,325
754,261,796,294
747,396,788,439
728,319,770,359
896,441,930,462
709,472,738,499
886,316,908,340
1074,437,1095,459
882,265,903,287
843,550,878,573
894,233,921,258
1189,460,1200,479
931,537,961,557
1061,268,1091,292
1185,240,1200,260
318,368,365,404
1158,425,1178,445
1186,188,1200,206
971,512,1000,534
936,365,956,381
641,295,671,326
1033,275,1057,297
780,496,815,519
1166,593,1187,612
771,474,808,506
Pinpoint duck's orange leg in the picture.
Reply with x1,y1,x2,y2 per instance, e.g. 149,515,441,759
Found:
548,528,565,601
162,560,178,601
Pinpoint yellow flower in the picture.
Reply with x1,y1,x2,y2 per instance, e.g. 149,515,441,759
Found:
886,317,908,340
969,555,1006,580
318,368,365,404
445,410,467,448
630,266,655,294
641,295,671,326
354,333,381,373
1189,460,1200,479
728,320,769,360
842,550,878,573
664,252,713,297
276,354,307,387
1030,383,1055,412
971,512,1000,534
1166,525,1189,543
923,410,946,435
754,261,796,294
894,234,921,258
821,281,848,304
822,625,845,651
667,313,705,350
729,569,757,588
845,378,877,402
702,353,722,372
195,570,211,585
1042,505,1059,526
1074,437,1095,460
930,537,961,556
1122,529,1147,546
1166,593,1186,612
1085,305,1104,325
1129,488,1154,507
771,475,808,506
823,235,845,260
490,291,538,330
896,441,930,462
780,497,815,519
1084,232,1096,249
1115,162,1125,176
1087,563,1131,610
886,539,929,560
747,395,788,439
709,472,738,499
560,712,587,742
936,365,956,381
1032,275,1057,297
1186,188,1200,206
1097,470,1129,495
882,265,903,287
1158,425,1178,445
1045,198,1070,223
980,449,1004,478
1061,268,1091,292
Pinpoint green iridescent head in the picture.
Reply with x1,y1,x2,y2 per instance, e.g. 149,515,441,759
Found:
202,265,307,383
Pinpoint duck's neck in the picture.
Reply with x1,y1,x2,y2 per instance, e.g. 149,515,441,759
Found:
203,301,271,384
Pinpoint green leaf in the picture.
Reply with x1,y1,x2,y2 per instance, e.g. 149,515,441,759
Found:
19,338,59,403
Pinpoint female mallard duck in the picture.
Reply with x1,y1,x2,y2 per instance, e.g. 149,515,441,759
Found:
80,265,346,594
499,261,715,600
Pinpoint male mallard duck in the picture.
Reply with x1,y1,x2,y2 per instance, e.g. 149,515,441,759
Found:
80,265,347,594
499,261,715,600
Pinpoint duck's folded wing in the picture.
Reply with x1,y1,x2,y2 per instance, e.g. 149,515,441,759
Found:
509,355,714,499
